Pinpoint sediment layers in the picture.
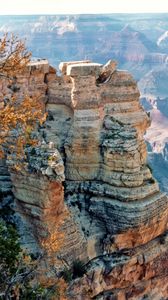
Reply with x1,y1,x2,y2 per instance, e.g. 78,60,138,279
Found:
1,59,167,299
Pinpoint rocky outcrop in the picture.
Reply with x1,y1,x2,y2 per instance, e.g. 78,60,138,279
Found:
10,141,86,262
2,59,168,299
69,231,168,300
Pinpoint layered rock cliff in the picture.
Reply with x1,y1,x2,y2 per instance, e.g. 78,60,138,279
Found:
1,59,168,299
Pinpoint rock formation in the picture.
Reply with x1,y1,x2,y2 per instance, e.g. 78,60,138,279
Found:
1,59,168,299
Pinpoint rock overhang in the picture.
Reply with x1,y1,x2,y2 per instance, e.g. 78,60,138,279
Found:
66,62,102,77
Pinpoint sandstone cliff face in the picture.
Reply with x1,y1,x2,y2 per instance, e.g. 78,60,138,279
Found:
2,59,168,299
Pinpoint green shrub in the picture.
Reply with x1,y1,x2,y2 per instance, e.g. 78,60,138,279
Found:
20,284,50,300
62,266,72,283
72,260,86,279
0,220,21,275
0,220,67,299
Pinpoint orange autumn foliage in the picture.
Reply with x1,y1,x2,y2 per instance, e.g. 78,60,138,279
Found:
36,276,68,300
40,212,67,254
0,33,46,160
0,34,69,299
34,210,69,300
0,33,30,77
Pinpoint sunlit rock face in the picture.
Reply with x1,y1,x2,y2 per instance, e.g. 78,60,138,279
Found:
4,59,168,299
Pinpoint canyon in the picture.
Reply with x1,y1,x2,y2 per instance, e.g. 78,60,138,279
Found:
1,14,168,194
0,59,167,299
